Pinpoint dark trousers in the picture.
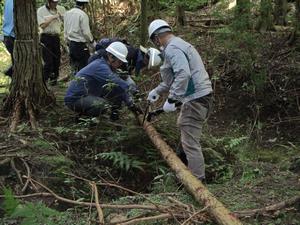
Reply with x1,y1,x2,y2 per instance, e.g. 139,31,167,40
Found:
40,33,61,81
69,41,90,74
3,36,15,77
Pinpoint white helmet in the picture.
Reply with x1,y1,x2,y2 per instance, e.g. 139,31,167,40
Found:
106,42,128,63
76,0,89,2
147,48,162,69
148,19,171,39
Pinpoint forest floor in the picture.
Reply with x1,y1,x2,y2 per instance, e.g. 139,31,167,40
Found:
0,25,299,225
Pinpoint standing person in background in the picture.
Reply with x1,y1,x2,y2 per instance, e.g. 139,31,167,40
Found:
64,0,94,74
147,19,213,182
37,0,65,86
2,0,15,77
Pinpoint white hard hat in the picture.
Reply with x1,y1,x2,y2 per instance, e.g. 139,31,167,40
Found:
76,0,89,2
147,48,162,69
106,41,128,63
148,19,171,39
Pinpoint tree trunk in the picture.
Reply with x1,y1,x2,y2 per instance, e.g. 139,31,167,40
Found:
256,0,274,32
137,115,243,225
288,0,300,43
2,0,54,132
274,0,287,26
234,0,251,30
140,0,148,46
148,0,159,19
176,2,186,28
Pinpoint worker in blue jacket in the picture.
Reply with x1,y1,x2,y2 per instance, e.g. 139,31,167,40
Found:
64,41,142,120
2,0,15,77
88,38,162,76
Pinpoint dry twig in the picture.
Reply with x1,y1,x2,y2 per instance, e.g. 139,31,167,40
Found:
91,182,105,224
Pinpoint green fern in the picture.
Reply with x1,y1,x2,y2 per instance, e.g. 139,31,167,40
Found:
2,188,19,216
11,202,60,225
97,151,146,171
227,136,248,149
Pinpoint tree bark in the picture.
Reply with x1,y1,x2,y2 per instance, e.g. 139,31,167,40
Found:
288,0,300,43
256,0,274,32
176,2,186,28
234,0,251,30
140,0,148,46
2,0,54,131
137,115,243,225
274,0,287,26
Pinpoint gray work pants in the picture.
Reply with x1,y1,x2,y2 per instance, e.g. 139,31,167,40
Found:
177,98,211,180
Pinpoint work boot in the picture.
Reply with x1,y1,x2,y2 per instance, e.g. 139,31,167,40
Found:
176,144,188,165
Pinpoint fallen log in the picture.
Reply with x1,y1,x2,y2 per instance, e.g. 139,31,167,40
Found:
137,115,243,225
235,196,300,217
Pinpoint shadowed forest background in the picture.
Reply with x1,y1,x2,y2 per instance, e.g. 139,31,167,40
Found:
0,0,299,224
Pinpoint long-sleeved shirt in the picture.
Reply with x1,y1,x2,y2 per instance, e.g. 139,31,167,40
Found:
155,36,212,103
64,7,93,43
37,4,65,34
64,58,132,106
2,0,15,37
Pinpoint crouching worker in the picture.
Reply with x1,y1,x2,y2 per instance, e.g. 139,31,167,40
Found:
89,38,162,76
64,42,142,120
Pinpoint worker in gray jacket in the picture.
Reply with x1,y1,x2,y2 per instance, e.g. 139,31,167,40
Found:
64,0,94,73
147,19,213,182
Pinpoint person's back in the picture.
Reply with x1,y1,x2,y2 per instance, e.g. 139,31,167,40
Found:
89,38,143,75
65,58,130,110
64,2,93,74
64,8,92,43
162,36,212,102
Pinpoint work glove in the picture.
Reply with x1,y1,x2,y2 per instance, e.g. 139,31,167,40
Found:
163,99,177,113
147,89,160,103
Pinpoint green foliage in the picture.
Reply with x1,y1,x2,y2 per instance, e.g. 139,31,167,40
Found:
151,167,177,193
96,151,146,171
2,188,19,216
11,202,60,225
32,138,56,150
38,155,74,177
159,0,209,11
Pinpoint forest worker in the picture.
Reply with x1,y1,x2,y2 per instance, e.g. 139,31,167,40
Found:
147,19,213,182
64,42,142,121
37,0,65,86
88,38,162,95
89,38,162,76
64,0,94,74
2,0,14,77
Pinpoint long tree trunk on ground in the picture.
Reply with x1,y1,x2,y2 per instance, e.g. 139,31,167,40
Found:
2,0,54,132
274,0,287,26
137,115,243,225
140,0,147,46
256,0,274,31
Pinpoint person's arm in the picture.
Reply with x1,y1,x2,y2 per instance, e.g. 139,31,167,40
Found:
108,73,136,105
167,47,191,101
38,11,60,30
80,13,93,43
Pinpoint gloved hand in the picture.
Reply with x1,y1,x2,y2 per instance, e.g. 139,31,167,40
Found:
128,103,143,115
163,100,177,113
147,89,160,103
